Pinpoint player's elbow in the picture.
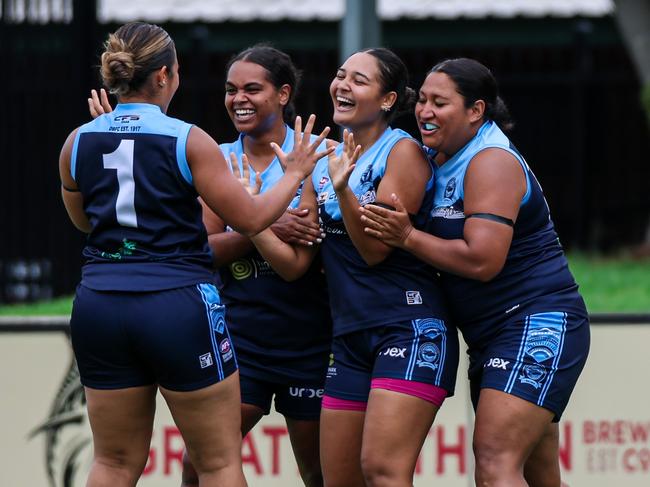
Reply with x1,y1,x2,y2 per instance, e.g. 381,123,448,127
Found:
470,260,504,282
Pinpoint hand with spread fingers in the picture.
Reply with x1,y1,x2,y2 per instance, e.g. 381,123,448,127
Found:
360,193,414,248
87,88,113,118
271,114,334,180
327,128,362,192
229,152,262,196
271,207,325,246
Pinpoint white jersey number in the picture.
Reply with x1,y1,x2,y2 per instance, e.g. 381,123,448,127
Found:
103,139,138,228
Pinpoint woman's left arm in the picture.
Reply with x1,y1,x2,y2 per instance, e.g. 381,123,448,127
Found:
336,138,431,266
362,147,526,281
59,128,92,233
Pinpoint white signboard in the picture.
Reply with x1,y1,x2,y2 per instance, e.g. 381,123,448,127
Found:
1,323,649,486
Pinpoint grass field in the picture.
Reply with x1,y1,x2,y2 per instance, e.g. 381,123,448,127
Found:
0,254,648,316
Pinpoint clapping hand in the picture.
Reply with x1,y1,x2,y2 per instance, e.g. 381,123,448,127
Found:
271,114,334,180
328,129,362,192
360,193,414,248
88,88,113,119
229,152,262,196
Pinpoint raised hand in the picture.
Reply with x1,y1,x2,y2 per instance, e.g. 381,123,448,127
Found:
87,88,113,119
328,129,362,192
229,152,262,196
271,115,334,180
360,193,414,248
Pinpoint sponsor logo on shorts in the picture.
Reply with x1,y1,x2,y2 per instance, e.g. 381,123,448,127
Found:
524,327,561,362
219,339,233,362
416,343,440,370
289,387,324,399
413,318,445,339
380,347,407,358
406,291,422,305
519,364,547,389
199,352,213,369
326,353,337,378
485,358,510,370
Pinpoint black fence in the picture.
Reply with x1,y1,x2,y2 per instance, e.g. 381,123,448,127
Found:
2,8,649,302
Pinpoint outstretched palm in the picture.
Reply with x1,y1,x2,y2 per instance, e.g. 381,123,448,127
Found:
328,129,362,192
229,152,261,196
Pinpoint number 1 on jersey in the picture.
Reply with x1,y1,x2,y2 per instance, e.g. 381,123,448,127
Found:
103,139,138,228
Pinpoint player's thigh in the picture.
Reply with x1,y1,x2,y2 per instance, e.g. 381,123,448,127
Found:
361,388,438,476
474,388,554,465
85,385,157,468
161,372,243,472
320,408,366,487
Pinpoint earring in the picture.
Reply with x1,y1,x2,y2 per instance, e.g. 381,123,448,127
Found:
381,105,391,112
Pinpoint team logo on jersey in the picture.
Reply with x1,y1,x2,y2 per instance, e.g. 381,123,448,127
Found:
113,114,140,123
519,364,547,389
319,176,330,189
406,291,423,305
220,339,233,362
230,259,253,280
444,177,457,200
413,318,445,339
318,191,329,205
357,188,376,206
199,352,213,369
430,205,465,220
416,343,440,370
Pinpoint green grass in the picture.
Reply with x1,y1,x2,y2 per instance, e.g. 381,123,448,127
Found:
0,295,73,316
0,254,648,315
567,254,650,313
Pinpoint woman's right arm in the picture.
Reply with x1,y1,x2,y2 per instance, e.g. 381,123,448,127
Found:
188,116,332,237
249,177,320,281
200,198,255,268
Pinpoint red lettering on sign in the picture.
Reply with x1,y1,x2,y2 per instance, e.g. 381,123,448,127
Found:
436,426,466,474
142,443,156,476
263,426,288,475
242,433,263,474
559,422,572,471
164,427,184,475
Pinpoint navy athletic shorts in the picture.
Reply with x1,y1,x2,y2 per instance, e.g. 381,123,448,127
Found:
324,318,459,402
70,283,238,391
468,311,590,420
240,374,324,420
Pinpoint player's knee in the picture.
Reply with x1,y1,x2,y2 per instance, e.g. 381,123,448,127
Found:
360,453,404,487
473,436,519,480
93,450,146,483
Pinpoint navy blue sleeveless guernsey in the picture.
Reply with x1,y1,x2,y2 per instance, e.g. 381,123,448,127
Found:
71,103,213,291
314,127,447,337
426,121,586,345
218,126,332,383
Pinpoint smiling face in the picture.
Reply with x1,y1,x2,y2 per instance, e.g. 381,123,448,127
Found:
224,60,289,135
329,52,394,130
415,71,484,156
